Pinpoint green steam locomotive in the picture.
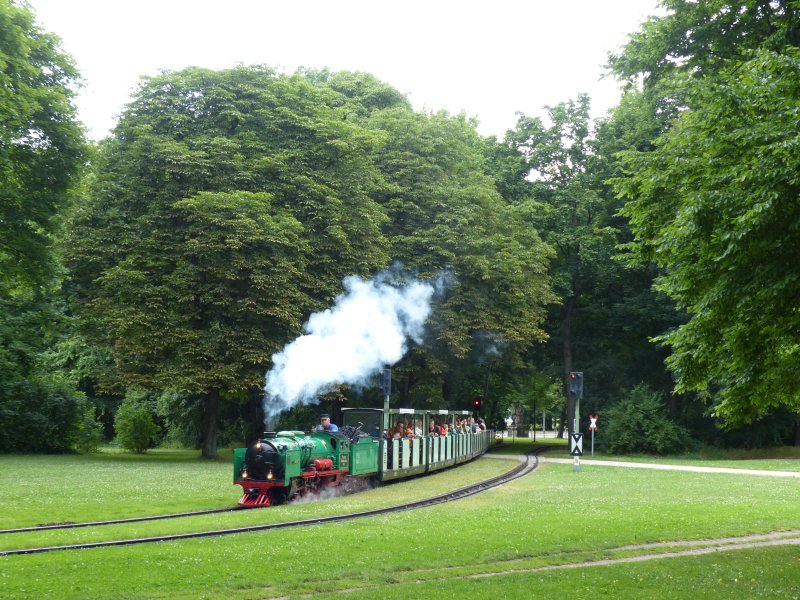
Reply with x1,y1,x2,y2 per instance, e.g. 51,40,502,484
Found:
234,407,493,506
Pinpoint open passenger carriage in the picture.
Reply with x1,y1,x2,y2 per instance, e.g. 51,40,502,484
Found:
341,407,491,481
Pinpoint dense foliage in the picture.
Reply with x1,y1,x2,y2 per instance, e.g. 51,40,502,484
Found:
361,104,555,408
0,0,84,283
493,93,682,435
62,66,558,455
0,0,89,452
63,67,394,457
612,1,800,428
5,0,799,455
600,384,692,455
618,50,800,424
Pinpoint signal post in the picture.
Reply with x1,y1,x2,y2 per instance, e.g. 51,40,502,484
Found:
568,372,583,472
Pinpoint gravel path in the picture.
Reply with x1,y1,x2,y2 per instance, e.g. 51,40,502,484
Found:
466,532,800,579
541,456,800,477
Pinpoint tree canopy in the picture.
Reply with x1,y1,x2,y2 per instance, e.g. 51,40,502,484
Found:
62,65,561,454
64,66,391,456
0,0,84,285
8,0,800,454
616,49,800,423
612,0,800,425
0,0,88,452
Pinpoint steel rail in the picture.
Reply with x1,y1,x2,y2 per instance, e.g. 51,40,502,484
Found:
0,448,542,557
0,507,241,535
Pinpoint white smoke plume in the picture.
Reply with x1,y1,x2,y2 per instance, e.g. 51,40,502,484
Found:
262,269,437,426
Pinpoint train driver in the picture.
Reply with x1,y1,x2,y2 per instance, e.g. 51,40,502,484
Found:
315,414,339,432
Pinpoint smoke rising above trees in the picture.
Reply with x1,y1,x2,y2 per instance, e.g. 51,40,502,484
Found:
263,269,440,424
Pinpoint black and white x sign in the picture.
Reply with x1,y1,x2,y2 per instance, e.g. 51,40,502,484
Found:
569,433,584,456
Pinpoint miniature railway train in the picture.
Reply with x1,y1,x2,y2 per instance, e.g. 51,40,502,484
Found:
234,408,493,506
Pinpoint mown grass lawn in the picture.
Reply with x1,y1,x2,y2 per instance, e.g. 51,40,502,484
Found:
1,449,798,599
0,454,519,551
0,448,239,528
313,545,800,600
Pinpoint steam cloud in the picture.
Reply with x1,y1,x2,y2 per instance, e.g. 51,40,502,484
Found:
262,269,437,426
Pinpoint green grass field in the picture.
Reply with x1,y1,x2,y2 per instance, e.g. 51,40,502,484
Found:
1,446,798,599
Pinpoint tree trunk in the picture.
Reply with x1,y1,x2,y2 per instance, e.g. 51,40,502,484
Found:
557,407,566,439
669,393,680,420
242,388,263,446
511,404,528,438
563,296,575,437
401,371,417,409
201,388,220,459
441,370,454,407
482,369,492,423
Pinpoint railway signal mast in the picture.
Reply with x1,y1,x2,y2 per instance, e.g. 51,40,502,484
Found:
568,372,583,472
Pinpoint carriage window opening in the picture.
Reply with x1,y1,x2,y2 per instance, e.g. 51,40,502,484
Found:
342,410,382,438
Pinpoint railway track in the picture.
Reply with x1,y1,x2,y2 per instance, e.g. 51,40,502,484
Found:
0,448,541,557
0,507,241,535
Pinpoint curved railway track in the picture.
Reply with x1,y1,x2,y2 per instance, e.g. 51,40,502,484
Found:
0,448,542,557
0,507,242,535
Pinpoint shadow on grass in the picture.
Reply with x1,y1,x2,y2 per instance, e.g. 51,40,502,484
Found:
489,437,567,455
72,446,235,464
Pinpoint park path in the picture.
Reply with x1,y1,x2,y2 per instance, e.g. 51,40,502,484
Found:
540,456,800,477
464,530,800,580
278,530,800,599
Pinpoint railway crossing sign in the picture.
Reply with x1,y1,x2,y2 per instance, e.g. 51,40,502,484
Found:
588,415,598,432
569,433,583,456
588,414,598,456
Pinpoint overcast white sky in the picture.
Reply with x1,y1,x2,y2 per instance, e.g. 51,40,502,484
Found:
27,0,660,141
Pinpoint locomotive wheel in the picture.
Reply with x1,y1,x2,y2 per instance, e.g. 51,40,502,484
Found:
268,487,289,505
324,475,342,487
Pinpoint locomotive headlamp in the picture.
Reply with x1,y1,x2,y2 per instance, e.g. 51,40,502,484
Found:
242,469,249,480
267,470,273,480
256,440,262,450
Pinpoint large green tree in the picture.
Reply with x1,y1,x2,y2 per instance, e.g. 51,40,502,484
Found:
610,0,800,430
365,107,556,409
492,91,684,437
0,0,84,284
615,49,800,424
610,0,800,87
0,0,87,452
65,66,389,457
303,71,556,411
505,95,622,435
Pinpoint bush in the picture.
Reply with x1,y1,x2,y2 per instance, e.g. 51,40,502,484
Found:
114,392,158,453
72,397,103,453
600,384,693,455
0,375,84,453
